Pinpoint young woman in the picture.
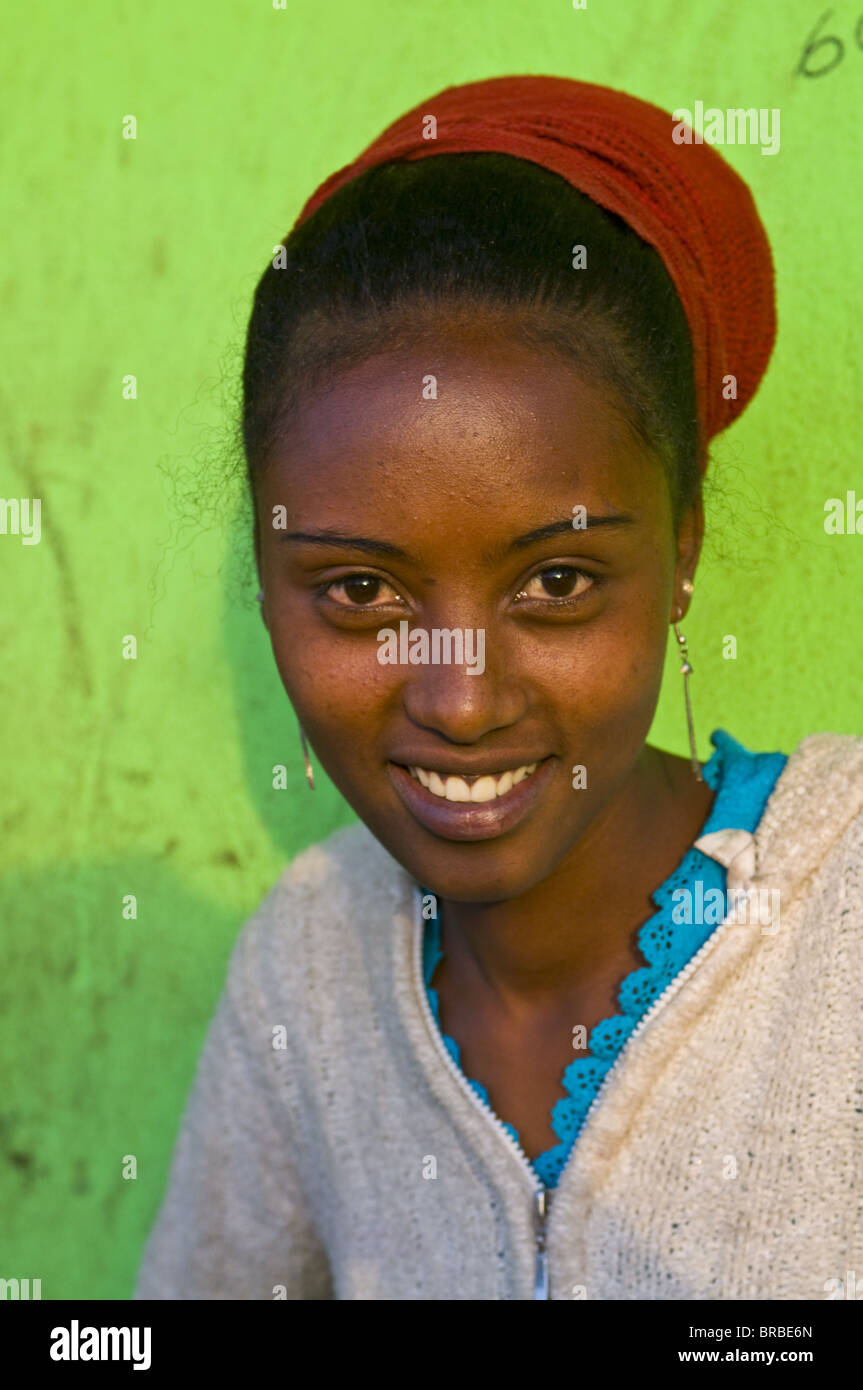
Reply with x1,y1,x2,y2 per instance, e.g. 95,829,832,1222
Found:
136,75,863,1301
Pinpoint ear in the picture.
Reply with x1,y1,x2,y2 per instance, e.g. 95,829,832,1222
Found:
673,492,704,622
256,588,269,630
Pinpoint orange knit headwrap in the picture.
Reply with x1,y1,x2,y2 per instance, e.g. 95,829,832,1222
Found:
291,75,776,470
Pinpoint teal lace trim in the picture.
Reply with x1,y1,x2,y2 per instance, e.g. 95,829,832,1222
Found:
422,729,788,1187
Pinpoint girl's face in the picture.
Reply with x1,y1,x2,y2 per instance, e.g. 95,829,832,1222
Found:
255,319,700,902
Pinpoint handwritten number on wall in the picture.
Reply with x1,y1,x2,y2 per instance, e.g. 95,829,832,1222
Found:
796,9,863,76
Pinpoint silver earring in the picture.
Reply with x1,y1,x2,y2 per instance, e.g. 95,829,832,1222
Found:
672,620,703,783
256,589,264,603
299,726,315,791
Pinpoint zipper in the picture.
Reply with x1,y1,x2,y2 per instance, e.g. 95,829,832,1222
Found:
533,1187,549,1299
411,888,746,1299
412,891,551,1298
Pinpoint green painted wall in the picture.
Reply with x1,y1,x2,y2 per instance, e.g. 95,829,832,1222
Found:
2,0,861,1298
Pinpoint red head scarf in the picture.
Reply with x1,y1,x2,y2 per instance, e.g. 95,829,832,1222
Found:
291,75,776,470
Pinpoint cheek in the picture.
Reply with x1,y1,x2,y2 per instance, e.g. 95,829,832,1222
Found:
597,617,668,712
266,605,396,751
528,594,669,729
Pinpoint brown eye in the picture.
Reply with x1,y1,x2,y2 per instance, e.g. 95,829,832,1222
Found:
539,566,578,598
343,575,381,604
322,573,402,607
517,566,593,602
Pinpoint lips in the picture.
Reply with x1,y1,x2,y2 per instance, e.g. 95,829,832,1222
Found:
387,756,556,842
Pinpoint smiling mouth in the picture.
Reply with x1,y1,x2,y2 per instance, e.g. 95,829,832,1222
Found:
387,756,555,842
406,763,540,803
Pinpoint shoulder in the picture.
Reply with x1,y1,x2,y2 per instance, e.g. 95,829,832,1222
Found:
261,819,411,926
768,729,863,826
221,822,413,1020
783,729,863,785
760,728,863,887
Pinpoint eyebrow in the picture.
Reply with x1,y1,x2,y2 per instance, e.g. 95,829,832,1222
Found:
279,512,637,563
279,531,412,559
506,513,637,552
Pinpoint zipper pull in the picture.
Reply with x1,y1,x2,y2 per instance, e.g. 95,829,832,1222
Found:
533,1187,550,1300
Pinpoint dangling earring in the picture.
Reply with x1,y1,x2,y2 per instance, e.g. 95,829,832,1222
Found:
299,726,315,791
673,579,703,783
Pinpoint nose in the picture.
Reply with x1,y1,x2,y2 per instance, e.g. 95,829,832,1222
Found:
401,629,528,744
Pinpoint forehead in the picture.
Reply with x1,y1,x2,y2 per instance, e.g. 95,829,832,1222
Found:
260,328,667,525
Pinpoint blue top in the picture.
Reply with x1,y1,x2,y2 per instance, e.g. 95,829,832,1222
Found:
422,728,788,1188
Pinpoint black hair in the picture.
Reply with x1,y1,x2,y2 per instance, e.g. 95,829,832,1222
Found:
241,151,701,530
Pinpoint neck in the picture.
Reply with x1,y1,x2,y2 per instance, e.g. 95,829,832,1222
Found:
436,745,714,1017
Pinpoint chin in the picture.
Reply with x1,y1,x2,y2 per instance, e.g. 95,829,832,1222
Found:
336,759,577,901
372,818,569,905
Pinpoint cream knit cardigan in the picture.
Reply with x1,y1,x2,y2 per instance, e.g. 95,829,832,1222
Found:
135,732,863,1301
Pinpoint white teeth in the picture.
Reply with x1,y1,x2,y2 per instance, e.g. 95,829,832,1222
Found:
470,776,498,803
407,762,540,801
444,776,472,802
